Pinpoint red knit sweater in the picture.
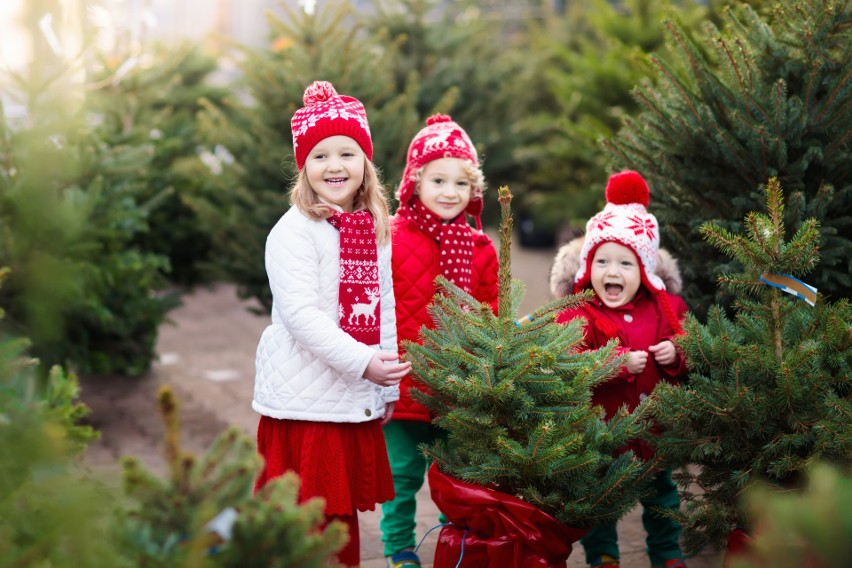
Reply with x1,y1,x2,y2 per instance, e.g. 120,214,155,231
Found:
390,214,499,422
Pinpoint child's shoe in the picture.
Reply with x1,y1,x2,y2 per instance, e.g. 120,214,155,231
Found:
652,558,687,568
387,549,421,567
589,555,620,567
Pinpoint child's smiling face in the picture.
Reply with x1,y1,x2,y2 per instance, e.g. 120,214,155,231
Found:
590,241,642,308
415,158,473,222
304,135,365,212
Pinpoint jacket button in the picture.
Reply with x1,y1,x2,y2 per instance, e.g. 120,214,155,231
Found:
364,409,372,417
639,392,648,401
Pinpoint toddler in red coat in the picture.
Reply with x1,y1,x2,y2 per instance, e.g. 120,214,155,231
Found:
381,115,499,567
550,171,689,568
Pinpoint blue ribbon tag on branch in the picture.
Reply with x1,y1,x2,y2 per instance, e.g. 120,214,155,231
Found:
760,273,818,307
515,313,534,326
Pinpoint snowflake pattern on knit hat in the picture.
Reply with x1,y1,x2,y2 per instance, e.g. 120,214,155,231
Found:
574,170,664,293
291,81,372,170
396,114,483,229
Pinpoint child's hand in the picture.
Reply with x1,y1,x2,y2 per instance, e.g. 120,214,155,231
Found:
364,352,411,387
648,340,676,366
381,401,396,425
626,350,648,374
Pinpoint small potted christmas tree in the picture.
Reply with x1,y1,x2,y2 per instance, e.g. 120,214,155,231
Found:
406,187,658,567
645,178,851,564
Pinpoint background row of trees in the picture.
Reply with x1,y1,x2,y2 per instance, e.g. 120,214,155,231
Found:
1,0,849,377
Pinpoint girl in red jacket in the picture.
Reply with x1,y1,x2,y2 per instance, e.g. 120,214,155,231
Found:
381,115,499,567
551,171,689,568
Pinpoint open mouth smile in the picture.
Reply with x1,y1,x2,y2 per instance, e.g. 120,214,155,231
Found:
604,283,624,298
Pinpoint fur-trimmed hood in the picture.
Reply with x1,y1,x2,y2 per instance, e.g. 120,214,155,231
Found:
549,236,682,299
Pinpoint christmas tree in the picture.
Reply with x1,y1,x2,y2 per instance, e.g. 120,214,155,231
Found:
645,178,851,556
0,266,128,568
517,0,710,242
117,385,348,567
604,0,852,316
407,186,655,529
86,41,236,287
1,271,348,568
1,2,179,376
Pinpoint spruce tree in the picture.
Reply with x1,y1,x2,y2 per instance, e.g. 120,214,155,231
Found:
0,306,349,567
517,0,710,241
0,267,127,568
0,78,176,377
604,0,852,316
118,386,348,567
85,42,236,287
407,187,655,528
646,178,852,556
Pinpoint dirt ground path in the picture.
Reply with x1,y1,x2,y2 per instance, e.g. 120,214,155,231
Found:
80,232,721,567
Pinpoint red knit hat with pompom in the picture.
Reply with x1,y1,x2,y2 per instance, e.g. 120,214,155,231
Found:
575,170,662,292
290,81,372,170
396,114,484,229
574,170,682,332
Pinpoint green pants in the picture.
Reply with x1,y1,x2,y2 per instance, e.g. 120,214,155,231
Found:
380,420,442,557
581,468,684,566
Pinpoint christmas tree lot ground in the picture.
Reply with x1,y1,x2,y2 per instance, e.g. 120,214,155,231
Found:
80,231,722,567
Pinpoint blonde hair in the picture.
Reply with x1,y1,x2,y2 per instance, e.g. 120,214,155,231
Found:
412,159,486,201
289,157,391,245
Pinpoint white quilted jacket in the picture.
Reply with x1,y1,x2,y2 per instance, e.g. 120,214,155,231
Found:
253,206,400,423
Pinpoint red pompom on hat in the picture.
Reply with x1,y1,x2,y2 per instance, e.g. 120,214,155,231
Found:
396,113,484,229
290,80,373,170
605,170,650,207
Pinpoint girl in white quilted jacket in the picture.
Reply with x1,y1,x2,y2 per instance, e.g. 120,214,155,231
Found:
252,81,411,567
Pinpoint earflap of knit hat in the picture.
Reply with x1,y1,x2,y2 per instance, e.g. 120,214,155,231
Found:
574,170,664,293
291,80,373,170
397,114,479,204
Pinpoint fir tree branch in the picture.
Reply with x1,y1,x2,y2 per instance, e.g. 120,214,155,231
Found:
661,21,703,124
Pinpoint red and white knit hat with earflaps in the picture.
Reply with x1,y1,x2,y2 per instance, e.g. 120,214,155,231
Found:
575,170,682,333
396,114,484,229
290,81,373,170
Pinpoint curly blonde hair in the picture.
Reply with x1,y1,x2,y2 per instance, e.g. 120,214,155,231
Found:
289,158,390,245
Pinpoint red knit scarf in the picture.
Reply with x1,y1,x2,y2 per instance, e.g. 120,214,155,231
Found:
406,197,474,293
327,210,381,345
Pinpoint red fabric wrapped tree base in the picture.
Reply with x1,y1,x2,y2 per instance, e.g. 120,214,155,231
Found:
428,463,588,568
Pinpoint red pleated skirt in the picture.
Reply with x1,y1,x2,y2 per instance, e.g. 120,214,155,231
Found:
254,415,395,516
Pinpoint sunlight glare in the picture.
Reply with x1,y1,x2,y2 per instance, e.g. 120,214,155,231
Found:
0,0,30,72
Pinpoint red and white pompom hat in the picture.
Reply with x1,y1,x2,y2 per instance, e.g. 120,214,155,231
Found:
396,114,484,229
290,80,373,170
574,170,664,294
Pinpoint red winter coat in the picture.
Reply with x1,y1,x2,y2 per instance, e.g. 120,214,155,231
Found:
555,288,688,459
390,214,499,422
